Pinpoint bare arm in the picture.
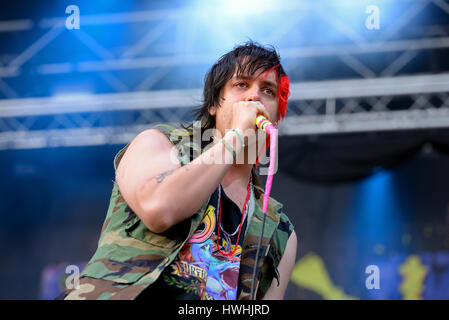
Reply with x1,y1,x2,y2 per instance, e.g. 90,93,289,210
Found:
115,128,243,233
262,230,298,300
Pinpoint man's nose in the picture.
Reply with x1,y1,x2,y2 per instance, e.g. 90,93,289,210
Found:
245,87,261,102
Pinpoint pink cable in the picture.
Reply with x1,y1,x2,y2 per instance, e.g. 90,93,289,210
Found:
250,115,277,300
264,127,276,214
255,115,277,214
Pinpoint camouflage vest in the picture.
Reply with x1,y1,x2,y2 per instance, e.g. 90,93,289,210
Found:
62,124,294,300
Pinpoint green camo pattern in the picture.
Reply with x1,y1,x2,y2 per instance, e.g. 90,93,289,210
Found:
60,124,294,300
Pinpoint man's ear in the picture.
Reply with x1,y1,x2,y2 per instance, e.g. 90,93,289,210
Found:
209,106,217,116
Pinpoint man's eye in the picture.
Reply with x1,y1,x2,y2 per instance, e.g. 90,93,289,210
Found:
236,82,247,88
264,88,274,95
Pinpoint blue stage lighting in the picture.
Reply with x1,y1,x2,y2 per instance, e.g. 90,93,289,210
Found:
353,168,402,250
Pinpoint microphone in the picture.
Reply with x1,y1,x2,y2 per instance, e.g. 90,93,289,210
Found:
255,115,276,134
249,101,276,134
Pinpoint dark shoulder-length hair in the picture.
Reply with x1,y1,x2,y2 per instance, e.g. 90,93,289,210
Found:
179,40,289,198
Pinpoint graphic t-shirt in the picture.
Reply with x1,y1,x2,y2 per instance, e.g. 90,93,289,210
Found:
136,184,254,300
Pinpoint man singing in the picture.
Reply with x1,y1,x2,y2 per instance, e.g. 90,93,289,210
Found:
57,41,297,300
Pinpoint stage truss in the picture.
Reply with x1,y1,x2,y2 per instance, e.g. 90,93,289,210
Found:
0,0,448,149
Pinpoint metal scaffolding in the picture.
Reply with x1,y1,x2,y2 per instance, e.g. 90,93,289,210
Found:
0,0,448,149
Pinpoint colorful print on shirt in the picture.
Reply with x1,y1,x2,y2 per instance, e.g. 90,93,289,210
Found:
144,185,250,300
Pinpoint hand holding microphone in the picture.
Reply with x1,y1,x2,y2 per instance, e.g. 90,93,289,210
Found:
227,100,271,149
245,101,275,134
230,100,270,132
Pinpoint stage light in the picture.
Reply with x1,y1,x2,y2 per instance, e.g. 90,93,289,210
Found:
186,0,286,52
352,168,402,249
221,0,275,18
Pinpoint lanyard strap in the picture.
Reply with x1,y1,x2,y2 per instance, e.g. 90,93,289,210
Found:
216,175,252,258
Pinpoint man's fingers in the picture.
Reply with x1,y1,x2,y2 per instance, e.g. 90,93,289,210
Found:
252,102,270,120
234,100,271,124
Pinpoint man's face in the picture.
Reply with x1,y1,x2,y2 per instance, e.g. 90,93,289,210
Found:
209,68,279,137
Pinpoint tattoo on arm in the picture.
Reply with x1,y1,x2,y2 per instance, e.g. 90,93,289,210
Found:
155,169,176,183
154,165,189,184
